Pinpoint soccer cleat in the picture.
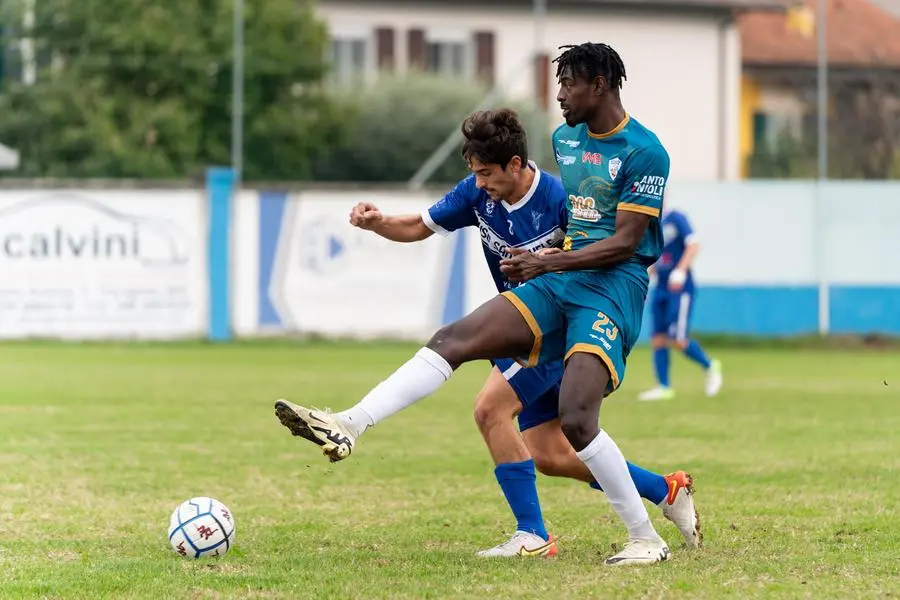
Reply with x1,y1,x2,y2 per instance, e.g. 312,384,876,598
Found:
273,400,356,462
705,359,723,397
476,531,557,558
637,386,676,402
661,470,702,549
604,537,670,566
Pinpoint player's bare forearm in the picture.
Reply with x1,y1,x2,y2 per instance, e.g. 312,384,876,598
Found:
676,242,700,271
372,215,434,243
543,211,651,272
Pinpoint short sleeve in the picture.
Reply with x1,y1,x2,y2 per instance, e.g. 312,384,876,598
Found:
672,210,696,243
422,175,479,236
617,144,670,219
547,175,569,232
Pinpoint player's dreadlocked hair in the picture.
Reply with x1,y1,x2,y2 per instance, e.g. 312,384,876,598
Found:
460,108,528,170
552,43,627,90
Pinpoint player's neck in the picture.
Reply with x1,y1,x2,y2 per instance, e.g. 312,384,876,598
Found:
586,102,627,138
505,164,536,205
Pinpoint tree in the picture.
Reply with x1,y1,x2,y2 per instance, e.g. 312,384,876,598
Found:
827,73,900,180
0,0,350,180
312,72,554,184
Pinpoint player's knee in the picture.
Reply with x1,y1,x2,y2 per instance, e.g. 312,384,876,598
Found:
651,334,668,349
472,398,499,432
559,409,598,453
426,323,471,367
473,392,516,432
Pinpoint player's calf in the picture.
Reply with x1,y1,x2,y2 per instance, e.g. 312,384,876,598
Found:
472,367,530,465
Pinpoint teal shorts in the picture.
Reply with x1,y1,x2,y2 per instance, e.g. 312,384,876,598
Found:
501,269,648,395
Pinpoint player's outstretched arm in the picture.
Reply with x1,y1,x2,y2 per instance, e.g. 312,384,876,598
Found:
500,211,649,283
348,202,434,243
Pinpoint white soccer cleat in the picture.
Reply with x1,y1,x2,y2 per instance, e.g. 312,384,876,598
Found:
273,399,356,462
637,386,676,402
705,359,723,397
660,471,702,549
476,531,557,558
604,536,670,566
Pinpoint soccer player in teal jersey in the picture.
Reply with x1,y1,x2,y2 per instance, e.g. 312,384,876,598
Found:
274,43,689,566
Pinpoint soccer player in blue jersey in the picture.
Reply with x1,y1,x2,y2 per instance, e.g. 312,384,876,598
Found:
638,207,723,401
294,109,699,558
275,43,693,565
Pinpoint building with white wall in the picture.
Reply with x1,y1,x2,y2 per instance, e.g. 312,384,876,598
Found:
316,0,790,182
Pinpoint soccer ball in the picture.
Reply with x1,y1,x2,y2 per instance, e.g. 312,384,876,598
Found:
167,497,236,558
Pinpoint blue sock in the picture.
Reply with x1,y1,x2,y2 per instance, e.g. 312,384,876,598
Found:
590,461,669,505
653,346,671,387
494,460,548,540
683,339,712,370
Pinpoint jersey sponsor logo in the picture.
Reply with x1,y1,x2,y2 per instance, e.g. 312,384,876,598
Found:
560,139,581,148
569,195,601,222
476,215,565,257
582,151,603,165
555,150,576,166
531,210,542,230
631,175,666,199
608,157,622,180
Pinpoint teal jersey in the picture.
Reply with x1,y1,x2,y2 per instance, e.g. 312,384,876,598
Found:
552,115,669,282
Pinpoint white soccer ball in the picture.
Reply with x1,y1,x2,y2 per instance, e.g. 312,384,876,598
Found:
167,497,236,558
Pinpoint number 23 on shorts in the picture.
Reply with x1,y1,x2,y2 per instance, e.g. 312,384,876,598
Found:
592,312,619,341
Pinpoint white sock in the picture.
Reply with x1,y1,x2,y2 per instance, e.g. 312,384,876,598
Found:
575,430,660,541
337,347,453,437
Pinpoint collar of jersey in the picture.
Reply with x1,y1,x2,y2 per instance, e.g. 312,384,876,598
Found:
502,160,541,213
587,113,630,139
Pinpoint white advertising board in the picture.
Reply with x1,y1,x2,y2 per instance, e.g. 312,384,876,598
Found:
0,189,208,339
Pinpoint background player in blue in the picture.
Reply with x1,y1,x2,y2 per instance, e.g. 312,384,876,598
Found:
638,206,723,401
274,46,699,566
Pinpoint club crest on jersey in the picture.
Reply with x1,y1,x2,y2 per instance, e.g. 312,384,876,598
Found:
608,157,622,180
485,201,495,216
531,210,542,230
569,195,601,222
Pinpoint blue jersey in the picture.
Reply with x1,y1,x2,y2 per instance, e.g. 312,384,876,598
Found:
656,209,697,292
552,115,669,287
422,163,568,292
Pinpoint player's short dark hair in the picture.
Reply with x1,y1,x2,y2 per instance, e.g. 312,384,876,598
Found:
460,108,528,170
553,42,627,90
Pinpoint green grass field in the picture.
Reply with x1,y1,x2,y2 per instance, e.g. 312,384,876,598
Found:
0,341,897,599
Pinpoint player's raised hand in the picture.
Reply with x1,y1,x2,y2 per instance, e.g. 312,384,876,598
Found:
500,247,547,284
349,202,383,230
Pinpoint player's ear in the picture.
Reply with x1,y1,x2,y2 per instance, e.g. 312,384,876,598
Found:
593,75,607,96
508,156,523,174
